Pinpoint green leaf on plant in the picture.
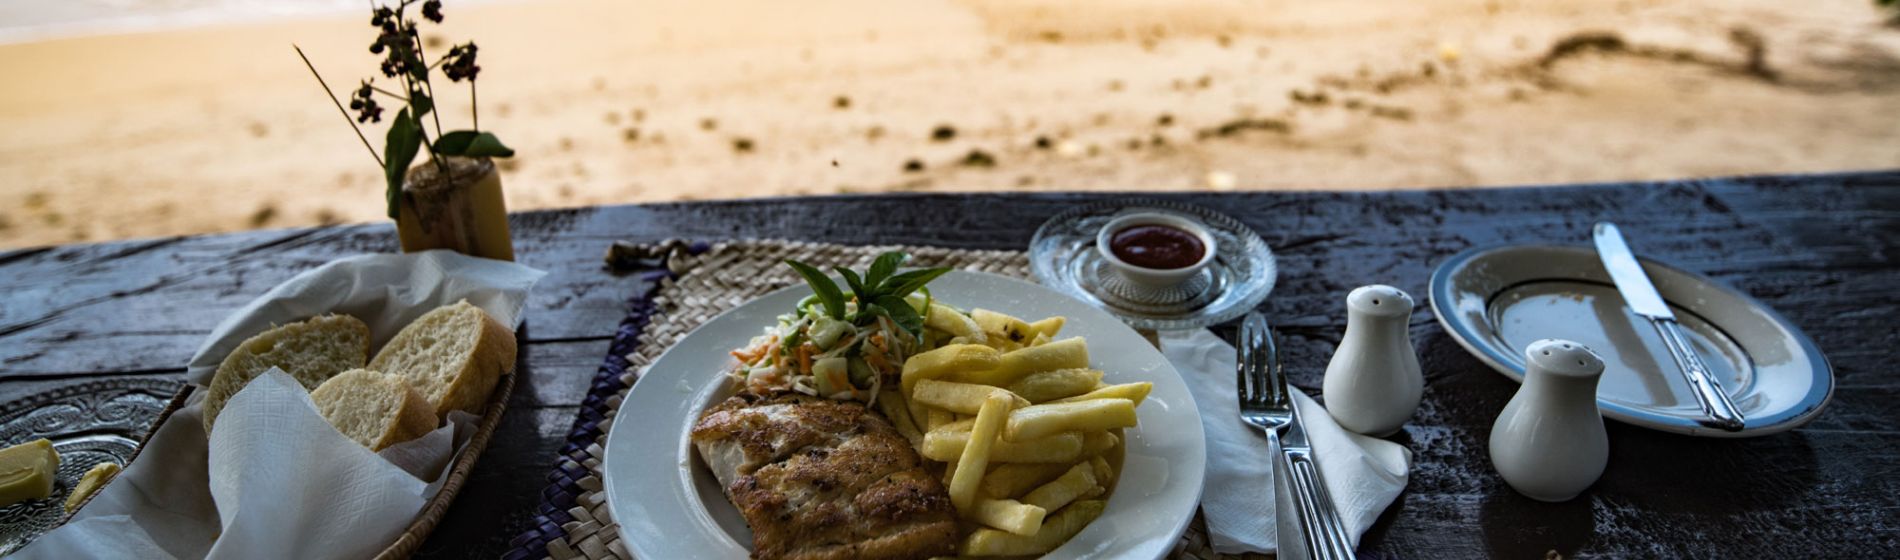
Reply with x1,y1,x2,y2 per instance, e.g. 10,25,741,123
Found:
404,47,429,83
464,132,515,157
382,108,423,219
433,130,479,155
430,130,513,158
786,259,847,320
410,90,433,119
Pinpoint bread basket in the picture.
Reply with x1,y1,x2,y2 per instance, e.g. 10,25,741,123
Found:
65,369,514,559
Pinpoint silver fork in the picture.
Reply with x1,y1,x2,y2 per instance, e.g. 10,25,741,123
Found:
1237,311,1357,560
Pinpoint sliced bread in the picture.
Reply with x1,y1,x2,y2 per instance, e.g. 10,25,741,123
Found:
310,369,439,451
369,300,516,419
203,314,369,434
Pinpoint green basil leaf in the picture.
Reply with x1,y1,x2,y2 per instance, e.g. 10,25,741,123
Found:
883,267,952,300
875,294,925,342
433,130,479,156
835,267,866,303
785,260,846,320
865,251,907,295
382,108,423,219
464,132,515,157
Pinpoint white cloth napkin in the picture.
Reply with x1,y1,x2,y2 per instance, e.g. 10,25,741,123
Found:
1159,329,1412,555
19,250,544,560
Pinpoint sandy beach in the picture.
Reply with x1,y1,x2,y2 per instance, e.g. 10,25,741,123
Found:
2,0,1897,249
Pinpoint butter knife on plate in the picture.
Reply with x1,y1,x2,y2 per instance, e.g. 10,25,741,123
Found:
1592,222,1746,432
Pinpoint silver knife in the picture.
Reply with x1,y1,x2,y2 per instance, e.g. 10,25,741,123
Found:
1593,222,1745,431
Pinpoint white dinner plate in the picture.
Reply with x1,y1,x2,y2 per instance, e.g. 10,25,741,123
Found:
603,271,1207,559
1428,245,1833,437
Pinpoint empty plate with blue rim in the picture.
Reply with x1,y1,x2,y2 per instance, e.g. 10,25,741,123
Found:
1429,245,1832,437
1030,199,1275,331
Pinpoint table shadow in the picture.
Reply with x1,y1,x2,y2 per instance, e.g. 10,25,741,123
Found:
1479,483,1596,559
1598,422,1820,515
415,322,576,557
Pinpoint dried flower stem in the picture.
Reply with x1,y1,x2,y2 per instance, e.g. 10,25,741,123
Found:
294,44,383,168
470,80,479,131
368,84,409,101
411,31,445,139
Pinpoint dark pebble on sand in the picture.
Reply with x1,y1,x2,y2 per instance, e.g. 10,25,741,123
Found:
733,137,755,152
623,128,641,142
904,159,925,172
1290,90,1331,105
1157,114,1174,126
835,96,851,109
701,118,718,131
249,205,277,227
1034,136,1053,149
931,125,957,142
1370,106,1413,121
1198,118,1291,139
961,150,996,167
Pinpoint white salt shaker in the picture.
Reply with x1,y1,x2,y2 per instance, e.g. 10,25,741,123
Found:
1322,284,1423,436
1490,339,1609,502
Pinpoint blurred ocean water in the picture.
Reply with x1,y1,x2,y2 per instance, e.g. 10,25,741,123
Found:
0,0,496,45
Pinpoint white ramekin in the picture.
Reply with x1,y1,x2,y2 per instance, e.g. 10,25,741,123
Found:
1096,212,1218,289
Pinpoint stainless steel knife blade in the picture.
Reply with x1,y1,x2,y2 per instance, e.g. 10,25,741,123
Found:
1593,222,1674,319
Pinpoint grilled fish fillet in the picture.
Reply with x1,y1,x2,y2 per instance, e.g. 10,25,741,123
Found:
691,393,959,560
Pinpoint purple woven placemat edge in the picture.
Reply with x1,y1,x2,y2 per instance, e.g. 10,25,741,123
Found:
502,243,705,560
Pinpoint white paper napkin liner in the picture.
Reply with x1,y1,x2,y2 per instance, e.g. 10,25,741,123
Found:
1159,328,1411,555
205,370,428,559
185,250,545,385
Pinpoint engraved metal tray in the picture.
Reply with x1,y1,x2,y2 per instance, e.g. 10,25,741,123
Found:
0,377,180,555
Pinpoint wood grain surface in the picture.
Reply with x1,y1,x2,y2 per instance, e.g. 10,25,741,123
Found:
1,171,1895,557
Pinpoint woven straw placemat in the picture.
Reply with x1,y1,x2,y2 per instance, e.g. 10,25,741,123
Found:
506,240,1264,560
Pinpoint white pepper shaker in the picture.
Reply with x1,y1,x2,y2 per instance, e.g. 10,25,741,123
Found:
1490,339,1609,502
1321,284,1423,436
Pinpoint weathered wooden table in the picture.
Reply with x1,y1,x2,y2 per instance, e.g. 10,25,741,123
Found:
2,171,1896,557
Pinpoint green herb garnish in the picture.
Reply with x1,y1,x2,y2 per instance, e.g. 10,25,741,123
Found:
784,251,951,342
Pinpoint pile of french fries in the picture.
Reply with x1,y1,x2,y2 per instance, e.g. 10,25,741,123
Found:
873,305,1153,557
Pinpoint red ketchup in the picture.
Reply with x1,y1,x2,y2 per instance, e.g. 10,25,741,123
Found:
1109,225,1205,269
